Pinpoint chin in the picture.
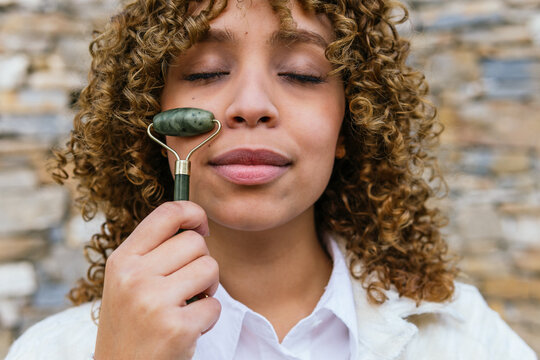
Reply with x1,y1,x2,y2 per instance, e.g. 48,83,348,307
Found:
208,204,298,232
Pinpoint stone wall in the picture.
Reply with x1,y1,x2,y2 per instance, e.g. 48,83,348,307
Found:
405,0,540,354
0,0,539,357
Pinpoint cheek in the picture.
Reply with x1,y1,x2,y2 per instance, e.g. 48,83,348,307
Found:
287,81,345,151
289,117,342,202
291,96,344,194
291,106,343,160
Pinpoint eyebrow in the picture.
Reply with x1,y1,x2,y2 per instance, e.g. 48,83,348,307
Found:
269,29,329,49
199,28,237,43
199,28,329,49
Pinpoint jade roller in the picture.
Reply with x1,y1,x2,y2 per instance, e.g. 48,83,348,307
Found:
147,107,221,202
147,108,221,305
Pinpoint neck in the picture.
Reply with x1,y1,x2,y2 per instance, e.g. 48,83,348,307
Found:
205,206,332,316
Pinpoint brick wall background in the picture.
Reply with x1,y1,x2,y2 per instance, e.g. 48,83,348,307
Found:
0,0,539,357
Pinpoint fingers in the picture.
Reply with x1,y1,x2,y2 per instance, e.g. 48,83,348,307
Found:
164,255,220,304
143,230,209,276
96,201,220,359
173,296,222,336
119,201,210,256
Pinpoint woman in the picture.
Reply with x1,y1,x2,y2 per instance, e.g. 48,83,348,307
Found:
6,0,536,359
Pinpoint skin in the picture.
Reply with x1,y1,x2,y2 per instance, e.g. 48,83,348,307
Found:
94,0,345,358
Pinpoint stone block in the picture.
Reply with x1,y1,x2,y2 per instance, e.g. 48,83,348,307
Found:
484,46,540,61
0,186,67,234
62,0,120,25
485,298,506,318
31,281,72,309
530,14,540,45
443,232,464,253
27,151,58,186
0,55,29,91
481,59,539,100
505,321,540,355
57,38,92,73
0,168,37,190
16,304,70,337
491,151,531,174
460,236,501,255
460,253,511,278
0,299,24,328
457,148,494,176
0,262,36,297
455,204,503,241
0,12,88,36
438,81,485,107
438,106,459,145
12,0,42,10
444,173,495,192
503,7,540,25
460,25,531,46
28,70,84,91
506,0,540,7
66,212,105,248
37,243,87,284
0,113,73,138
456,101,540,150
0,236,46,262
437,147,462,172
0,32,50,54
499,204,540,248
409,32,454,55
0,89,69,114
450,186,524,208
497,174,536,191
425,51,480,92
417,2,505,31
31,54,54,73
44,53,67,72
481,277,540,300
0,329,14,360
504,301,540,328
0,138,51,155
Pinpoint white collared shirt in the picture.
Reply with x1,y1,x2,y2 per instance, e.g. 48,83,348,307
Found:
193,236,359,360
5,235,538,360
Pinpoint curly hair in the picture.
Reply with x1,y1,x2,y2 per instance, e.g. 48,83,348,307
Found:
52,0,457,307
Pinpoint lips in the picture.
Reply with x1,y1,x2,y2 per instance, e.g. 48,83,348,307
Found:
209,149,292,185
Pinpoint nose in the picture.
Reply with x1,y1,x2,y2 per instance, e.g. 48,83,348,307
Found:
224,70,279,129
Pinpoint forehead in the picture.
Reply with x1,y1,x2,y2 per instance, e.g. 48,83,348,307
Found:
192,0,334,44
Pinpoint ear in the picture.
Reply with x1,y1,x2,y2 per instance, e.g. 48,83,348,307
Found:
335,135,346,159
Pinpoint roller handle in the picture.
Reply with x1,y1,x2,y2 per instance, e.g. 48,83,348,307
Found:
173,174,202,305
174,174,190,202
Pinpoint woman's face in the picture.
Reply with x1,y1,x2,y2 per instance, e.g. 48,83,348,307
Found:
161,0,345,231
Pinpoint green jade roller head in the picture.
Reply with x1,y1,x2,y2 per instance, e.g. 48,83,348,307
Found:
147,107,222,202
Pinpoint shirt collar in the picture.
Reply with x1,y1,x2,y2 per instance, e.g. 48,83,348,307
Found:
321,233,360,358
196,234,464,360
332,235,464,360
195,235,360,359
194,283,244,359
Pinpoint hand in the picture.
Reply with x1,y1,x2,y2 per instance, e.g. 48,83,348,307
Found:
93,201,221,360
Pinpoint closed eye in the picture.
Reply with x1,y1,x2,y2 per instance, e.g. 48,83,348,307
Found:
183,72,229,82
183,71,324,84
278,73,324,84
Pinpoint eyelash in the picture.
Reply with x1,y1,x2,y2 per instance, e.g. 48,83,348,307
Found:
279,73,324,84
183,72,229,81
183,72,324,84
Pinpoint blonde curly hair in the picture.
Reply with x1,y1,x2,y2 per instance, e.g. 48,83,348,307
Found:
52,0,457,306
